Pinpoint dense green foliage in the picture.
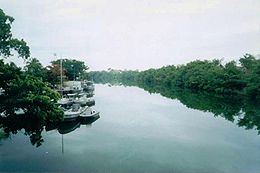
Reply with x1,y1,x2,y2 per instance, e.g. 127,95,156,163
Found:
0,60,63,122
45,64,65,86
51,59,89,81
22,58,90,87
0,8,63,123
23,57,64,87
23,55,91,86
24,58,48,81
90,54,260,98
0,9,30,59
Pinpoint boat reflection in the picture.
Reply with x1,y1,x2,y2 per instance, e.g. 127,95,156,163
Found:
46,115,100,134
0,113,100,147
0,81,100,147
45,115,100,154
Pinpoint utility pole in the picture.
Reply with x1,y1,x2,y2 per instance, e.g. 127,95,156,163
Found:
55,53,63,96
60,58,63,89
71,65,75,81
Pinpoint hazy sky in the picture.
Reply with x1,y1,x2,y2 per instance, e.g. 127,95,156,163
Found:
0,0,259,70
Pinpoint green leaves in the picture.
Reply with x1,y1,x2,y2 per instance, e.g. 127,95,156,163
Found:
243,57,260,98
0,9,30,59
0,62,64,122
90,54,259,98
10,38,30,59
24,58,47,81
51,59,89,81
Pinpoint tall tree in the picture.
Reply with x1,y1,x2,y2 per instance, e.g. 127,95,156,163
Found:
45,64,66,87
0,9,30,59
51,59,88,80
24,58,47,80
239,55,260,98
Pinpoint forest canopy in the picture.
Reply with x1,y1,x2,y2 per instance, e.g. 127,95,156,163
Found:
89,54,260,99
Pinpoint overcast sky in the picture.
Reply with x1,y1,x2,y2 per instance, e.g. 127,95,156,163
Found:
0,0,259,70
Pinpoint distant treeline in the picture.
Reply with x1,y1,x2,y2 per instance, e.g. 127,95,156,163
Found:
89,54,260,98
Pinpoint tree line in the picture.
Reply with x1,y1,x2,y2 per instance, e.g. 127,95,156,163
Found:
90,55,260,99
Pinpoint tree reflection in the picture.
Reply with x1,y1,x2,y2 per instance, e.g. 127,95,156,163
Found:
0,113,100,147
114,82,260,134
0,114,45,147
46,116,100,134
140,83,260,134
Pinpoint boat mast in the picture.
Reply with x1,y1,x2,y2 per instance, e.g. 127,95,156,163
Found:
60,58,63,96
62,134,64,154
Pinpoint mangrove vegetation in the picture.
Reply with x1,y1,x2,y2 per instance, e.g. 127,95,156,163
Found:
90,55,260,99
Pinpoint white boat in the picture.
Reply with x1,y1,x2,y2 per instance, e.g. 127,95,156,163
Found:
74,93,95,106
0,88,4,95
80,107,99,118
57,93,77,106
82,81,95,92
57,97,72,105
67,93,78,101
58,93,94,106
63,104,88,121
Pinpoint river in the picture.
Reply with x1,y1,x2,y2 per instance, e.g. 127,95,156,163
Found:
0,84,260,173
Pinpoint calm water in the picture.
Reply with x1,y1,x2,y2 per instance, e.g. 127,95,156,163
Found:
1,84,260,173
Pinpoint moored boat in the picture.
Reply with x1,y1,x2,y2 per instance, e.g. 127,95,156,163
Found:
58,93,95,107
82,80,95,92
63,104,88,121
80,106,100,120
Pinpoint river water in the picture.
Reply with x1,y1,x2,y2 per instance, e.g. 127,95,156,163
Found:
0,84,260,173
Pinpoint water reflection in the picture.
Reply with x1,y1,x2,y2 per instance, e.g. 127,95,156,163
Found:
46,116,100,134
0,114,45,147
0,113,100,147
46,116,100,154
108,82,260,134
0,81,100,147
1,84,259,172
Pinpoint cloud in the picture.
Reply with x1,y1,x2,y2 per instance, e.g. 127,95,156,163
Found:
142,0,219,14
0,0,259,70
